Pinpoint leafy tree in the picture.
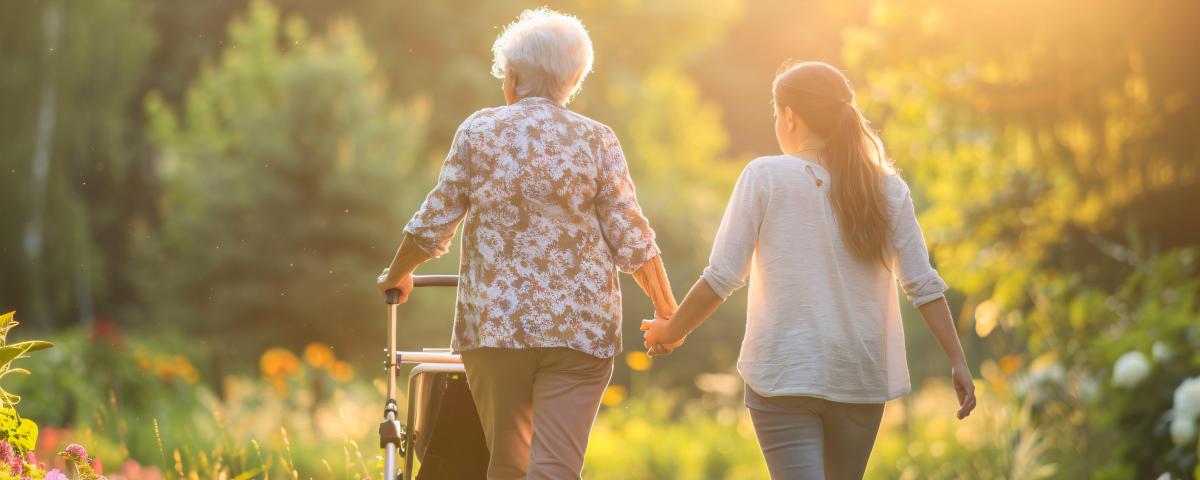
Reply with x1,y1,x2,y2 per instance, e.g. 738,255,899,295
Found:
133,0,429,360
843,0,1200,333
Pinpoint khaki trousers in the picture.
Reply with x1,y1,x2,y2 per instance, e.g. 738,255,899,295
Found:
461,347,614,480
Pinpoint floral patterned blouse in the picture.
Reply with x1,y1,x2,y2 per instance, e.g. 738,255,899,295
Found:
404,96,659,358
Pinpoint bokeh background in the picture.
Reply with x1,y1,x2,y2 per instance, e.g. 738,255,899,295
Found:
2,0,1199,478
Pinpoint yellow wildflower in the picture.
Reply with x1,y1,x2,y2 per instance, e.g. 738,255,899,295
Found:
601,385,627,406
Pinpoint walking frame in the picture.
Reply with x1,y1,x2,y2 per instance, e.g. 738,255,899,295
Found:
380,275,488,480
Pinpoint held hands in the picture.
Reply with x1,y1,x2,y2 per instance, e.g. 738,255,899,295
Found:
376,267,414,303
642,316,686,357
952,362,977,420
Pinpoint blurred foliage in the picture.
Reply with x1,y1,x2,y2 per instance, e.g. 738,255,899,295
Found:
839,0,1200,476
12,324,383,478
586,389,768,479
0,0,154,327
3,0,1200,477
844,0,1200,318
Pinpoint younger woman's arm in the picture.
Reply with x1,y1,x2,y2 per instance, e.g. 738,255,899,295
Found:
918,296,976,419
643,163,765,354
891,178,975,419
642,277,722,354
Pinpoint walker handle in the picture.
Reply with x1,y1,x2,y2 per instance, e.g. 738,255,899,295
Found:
384,275,456,305
413,275,459,288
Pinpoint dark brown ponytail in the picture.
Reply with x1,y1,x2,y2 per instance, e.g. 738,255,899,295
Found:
773,61,895,264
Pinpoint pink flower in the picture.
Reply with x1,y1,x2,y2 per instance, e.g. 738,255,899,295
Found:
121,459,164,480
63,444,88,459
0,440,21,475
45,469,67,480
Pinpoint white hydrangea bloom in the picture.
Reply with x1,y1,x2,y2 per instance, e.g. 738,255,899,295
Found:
1112,351,1151,388
1015,362,1066,398
1169,417,1196,446
1076,373,1099,401
1173,376,1200,421
1152,341,1173,362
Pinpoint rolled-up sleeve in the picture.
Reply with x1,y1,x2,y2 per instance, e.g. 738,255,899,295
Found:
702,164,766,299
403,117,474,258
594,127,659,273
890,179,948,306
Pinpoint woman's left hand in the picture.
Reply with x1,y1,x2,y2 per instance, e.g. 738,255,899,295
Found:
642,317,685,356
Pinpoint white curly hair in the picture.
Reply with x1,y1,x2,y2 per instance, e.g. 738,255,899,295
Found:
491,8,594,104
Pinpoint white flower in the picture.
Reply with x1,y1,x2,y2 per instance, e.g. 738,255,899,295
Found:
1152,341,1173,361
1169,417,1197,446
1111,351,1151,388
1014,363,1066,398
1173,377,1200,421
1076,373,1099,401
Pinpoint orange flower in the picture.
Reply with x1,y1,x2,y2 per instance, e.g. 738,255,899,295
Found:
304,343,335,369
260,348,301,379
151,355,200,384
170,355,200,384
154,361,177,381
329,361,355,382
999,354,1023,375
269,377,289,397
134,351,151,372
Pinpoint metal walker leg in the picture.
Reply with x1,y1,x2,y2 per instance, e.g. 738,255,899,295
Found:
381,289,404,480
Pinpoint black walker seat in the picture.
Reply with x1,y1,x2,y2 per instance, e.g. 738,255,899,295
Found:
403,351,489,479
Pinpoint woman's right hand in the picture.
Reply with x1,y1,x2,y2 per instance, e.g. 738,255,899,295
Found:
952,362,977,419
377,267,414,304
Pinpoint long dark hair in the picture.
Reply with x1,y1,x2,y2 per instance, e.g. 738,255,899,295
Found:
773,61,896,264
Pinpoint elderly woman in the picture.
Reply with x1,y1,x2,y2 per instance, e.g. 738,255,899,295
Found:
376,8,676,480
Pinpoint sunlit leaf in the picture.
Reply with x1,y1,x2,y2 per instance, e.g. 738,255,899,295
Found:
7,340,53,353
0,344,32,369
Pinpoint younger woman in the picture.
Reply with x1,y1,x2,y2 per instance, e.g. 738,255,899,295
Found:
642,61,977,479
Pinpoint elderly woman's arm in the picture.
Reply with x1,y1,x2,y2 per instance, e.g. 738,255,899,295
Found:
593,127,678,321
632,254,677,319
376,233,432,303
377,116,474,302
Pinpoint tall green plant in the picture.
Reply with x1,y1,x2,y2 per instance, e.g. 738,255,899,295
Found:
0,311,53,409
0,311,53,463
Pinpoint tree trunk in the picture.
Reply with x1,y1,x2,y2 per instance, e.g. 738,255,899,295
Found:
23,2,61,327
